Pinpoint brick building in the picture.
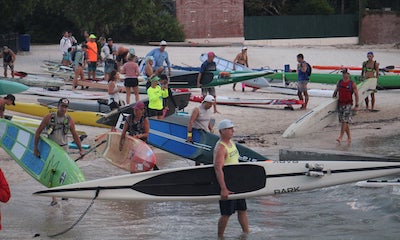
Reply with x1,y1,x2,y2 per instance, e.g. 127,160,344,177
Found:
175,0,244,39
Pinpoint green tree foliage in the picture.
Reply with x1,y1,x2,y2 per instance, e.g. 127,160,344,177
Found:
0,0,184,43
245,0,337,16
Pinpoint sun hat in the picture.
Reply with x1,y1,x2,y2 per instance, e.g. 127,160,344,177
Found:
5,94,15,105
89,34,96,39
133,101,145,110
202,95,215,103
150,76,160,82
160,40,167,46
218,119,234,130
129,48,135,55
207,52,215,58
58,98,69,107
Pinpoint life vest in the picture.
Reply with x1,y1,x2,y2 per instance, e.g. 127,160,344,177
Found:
46,112,70,136
127,114,145,137
337,80,354,106
362,60,377,73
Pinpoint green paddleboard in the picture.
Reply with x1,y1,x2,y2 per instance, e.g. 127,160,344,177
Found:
0,119,85,188
0,79,29,94
268,72,400,89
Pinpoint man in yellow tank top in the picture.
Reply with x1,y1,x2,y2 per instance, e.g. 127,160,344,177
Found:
214,119,249,239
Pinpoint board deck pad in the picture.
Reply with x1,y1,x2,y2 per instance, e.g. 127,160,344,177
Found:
132,164,266,196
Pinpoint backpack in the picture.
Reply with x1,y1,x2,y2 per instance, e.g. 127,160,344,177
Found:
305,62,312,77
71,50,77,62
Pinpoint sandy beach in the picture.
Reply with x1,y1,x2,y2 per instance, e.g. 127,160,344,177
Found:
1,43,400,239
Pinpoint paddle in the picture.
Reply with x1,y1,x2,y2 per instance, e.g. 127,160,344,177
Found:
74,139,107,162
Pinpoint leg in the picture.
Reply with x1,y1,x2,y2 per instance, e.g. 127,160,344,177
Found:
233,83,237,91
4,64,7,78
10,64,14,78
237,210,250,234
241,82,245,92
72,68,79,89
344,122,351,142
303,90,309,109
126,87,131,105
297,91,304,109
364,96,369,110
133,86,140,102
370,93,375,111
337,122,346,143
79,67,85,81
218,215,230,239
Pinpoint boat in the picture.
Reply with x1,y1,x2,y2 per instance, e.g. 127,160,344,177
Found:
190,95,303,107
34,159,400,201
6,102,108,128
0,119,85,188
0,79,29,94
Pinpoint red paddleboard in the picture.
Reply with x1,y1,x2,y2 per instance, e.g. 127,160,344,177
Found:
95,132,156,173
189,95,303,106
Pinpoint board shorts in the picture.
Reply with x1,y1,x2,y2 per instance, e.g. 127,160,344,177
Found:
201,87,216,97
219,199,247,216
297,81,308,93
3,62,13,71
87,61,97,72
104,59,116,74
62,52,70,61
338,104,352,123
148,108,163,117
124,78,139,87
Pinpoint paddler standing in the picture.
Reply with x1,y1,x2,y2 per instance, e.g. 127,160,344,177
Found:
214,119,249,239
361,51,379,111
232,46,249,92
297,53,311,110
333,69,359,144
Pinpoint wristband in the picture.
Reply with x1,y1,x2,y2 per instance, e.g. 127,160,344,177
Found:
187,132,192,137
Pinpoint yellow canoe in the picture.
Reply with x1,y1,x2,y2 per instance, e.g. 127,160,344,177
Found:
6,102,109,128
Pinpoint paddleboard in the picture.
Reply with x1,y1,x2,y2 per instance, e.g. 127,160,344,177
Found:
190,95,303,107
0,119,85,187
97,92,191,127
282,78,377,138
12,71,66,88
95,132,156,172
37,98,111,113
34,159,400,201
145,116,267,164
265,85,334,98
6,102,108,128
355,179,400,188
26,87,108,100
0,79,29,94
199,53,272,89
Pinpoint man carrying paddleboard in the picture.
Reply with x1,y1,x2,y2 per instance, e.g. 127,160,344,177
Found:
0,94,15,118
34,98,84,206
361,51,379,111
214,119,249,239
197,52,218,113
333,69,359,144
297,53,311,110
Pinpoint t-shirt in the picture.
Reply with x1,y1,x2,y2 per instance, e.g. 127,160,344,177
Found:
73,50,85,67
59,37,71,54
86,41,98,62
146,48,170,68
200,60,216,73
147,85,168,110
121,61,140,78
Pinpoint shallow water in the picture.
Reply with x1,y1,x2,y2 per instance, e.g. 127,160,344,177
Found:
2,135,400,240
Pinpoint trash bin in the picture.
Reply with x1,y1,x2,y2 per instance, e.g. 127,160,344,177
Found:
19,34,30,52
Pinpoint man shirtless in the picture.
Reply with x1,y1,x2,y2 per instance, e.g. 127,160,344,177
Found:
232,47,249,92
361,51,379,111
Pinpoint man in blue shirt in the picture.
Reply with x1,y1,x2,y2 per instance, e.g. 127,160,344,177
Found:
297,53,310,110
197,52,218,113
146,40,171,76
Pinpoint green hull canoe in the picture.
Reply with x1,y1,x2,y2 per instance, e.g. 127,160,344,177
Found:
267,72,400,89
0,119,85,188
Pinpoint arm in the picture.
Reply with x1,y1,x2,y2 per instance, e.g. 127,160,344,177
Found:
187,107,199,142
161,88,169,98
332,80,339,98
146,49,155,57
196,73,203,88
141,117,150,139
233,53,240,70
145,65,153,77
213,144,232,200
0,169,10,203
69,118,84,156
120,63,126,74
34,115,51,157
300,62,307,73
119,116,130,150
10,50,16,63
165,53,171,75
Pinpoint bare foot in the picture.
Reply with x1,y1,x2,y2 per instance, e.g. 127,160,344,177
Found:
347,138,352,143
336,138,342,144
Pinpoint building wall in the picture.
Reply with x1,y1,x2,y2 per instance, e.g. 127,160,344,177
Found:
175,0,244,39
360,12,400,44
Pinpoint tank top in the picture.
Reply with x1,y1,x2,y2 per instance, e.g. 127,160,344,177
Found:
192,104,211,131
217,140,239,165
3,52,11,63
338,80,354,106
47,113,69,147
297,61,309,81
108,81,120,104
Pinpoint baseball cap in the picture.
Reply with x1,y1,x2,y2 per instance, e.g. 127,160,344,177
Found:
129,48,135,55
107,38,113,42
150,76,160,82
242,46,248,50
207,52,215,58
341,68,350,74
5,94,15,105
218,119,234,130
160,40,167,46
3,46,9,52
89,34,96,39
133,101,145,110
58,98,69,107
202,95,215,103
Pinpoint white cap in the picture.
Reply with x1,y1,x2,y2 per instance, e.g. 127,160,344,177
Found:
242,46,247,50
129,48,135,55
218,119,234,130
202,95,215,103
160,40,167,46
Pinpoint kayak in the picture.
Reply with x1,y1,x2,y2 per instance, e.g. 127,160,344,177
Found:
267,72,400,89
6,102,108,128
0,79,29,94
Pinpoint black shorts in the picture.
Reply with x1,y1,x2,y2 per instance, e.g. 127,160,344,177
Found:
148,108,163,117
124,78,139,87
219,199,247,216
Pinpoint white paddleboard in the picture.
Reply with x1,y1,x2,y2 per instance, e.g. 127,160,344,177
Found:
355,179,400,188
26,87,108,100
34,159,400,201
282,78,377,138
